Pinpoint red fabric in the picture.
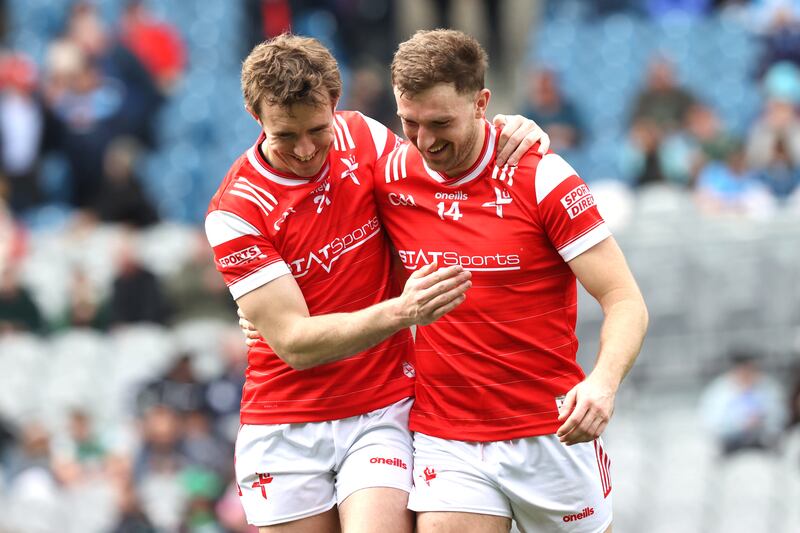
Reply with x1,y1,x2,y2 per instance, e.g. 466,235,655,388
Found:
206,112,413,424
374,124,610,441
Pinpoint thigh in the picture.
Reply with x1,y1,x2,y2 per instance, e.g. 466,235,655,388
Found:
259,507,340,533
408,433,510,519
236,423,337,527
339,487,414,533
335,398,415,505
417,511,511,533
497,436,613,533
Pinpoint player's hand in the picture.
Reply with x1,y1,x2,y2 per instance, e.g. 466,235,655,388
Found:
493,114,550,167
555,373,617,445
238,307,261,347
396,261,472,327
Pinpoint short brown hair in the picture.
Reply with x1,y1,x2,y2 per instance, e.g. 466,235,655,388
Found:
241,33,342,116
391,29,487,97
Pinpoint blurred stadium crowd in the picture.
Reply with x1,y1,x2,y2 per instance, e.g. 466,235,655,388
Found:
0,0,799,532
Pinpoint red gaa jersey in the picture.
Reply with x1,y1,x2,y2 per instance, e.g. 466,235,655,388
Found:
374,122,610,441
206,111,414,424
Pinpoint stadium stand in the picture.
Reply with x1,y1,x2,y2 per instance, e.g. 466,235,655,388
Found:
0,1,798,531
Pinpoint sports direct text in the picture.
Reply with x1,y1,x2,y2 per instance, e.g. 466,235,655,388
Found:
560,184,595,219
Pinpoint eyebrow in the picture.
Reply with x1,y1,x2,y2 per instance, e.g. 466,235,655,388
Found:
273,123,330,136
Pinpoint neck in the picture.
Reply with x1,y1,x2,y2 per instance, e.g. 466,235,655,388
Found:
444,119,486,178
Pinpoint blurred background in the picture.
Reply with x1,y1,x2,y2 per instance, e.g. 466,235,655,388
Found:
0,0,798,532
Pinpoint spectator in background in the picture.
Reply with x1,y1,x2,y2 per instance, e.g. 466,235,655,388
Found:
0,264,43,334
53,268,109,331
42,39,125,209
204,330,247,440
654,102,738,187
3,422,53,481
51,409,107,487
344,60,399,133
133,403,189,482
630,56,696,134
619,118,671,186
521,67,585,151
110,481,158,533
695,138,776,215
65,2,164,147
746,62,800,199
754,2,800,75
0,52,53,214
108,235,170,326
166,230,237,323
622,55,698,187
93,137,159,227
0,187,27,274
138,354,207,416
700,352,787,456
119,0,187,94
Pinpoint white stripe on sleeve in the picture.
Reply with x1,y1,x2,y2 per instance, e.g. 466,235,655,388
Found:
559,224,612,262
229,262,292,299
205,210,260,247
535,154,579,203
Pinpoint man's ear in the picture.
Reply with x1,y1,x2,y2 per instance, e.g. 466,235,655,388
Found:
474,88,491,119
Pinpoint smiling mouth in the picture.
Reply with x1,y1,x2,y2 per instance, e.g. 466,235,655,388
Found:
428,143,447,154
294,152,316,162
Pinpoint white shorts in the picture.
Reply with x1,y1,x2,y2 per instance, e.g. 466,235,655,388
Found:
408,432,613,533
235,398,414,527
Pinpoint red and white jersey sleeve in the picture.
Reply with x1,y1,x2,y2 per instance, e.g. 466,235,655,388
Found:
374,124,610,442
205,199,291,299
205,111,412,426
532,153,610,262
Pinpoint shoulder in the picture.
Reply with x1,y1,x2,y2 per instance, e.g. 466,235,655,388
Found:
335,110,398,161
375,140,415,188
206,153,274,233
519,151,581,206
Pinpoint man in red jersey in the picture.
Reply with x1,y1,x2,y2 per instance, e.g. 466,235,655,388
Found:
373,30,649,533
207,34,549,533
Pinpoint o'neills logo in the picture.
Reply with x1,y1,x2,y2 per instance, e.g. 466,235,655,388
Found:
370,457,407,469
219,245,264,267
560,184,595,219
434,191,468,201
562,507,594,522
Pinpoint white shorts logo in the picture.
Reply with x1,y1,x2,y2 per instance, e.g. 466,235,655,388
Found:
560,185,595,219
219,245,265,267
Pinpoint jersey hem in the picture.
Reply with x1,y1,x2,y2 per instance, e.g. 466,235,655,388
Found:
240,389,415,425
409,421,560,443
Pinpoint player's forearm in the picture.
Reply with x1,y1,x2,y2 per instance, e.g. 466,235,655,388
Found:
269,298,409,370
590,289,649,390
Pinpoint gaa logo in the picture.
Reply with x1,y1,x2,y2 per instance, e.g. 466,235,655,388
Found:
388,193,416,207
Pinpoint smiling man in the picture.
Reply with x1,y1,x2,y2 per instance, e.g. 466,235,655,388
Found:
205,34,549,533
374,29,649,533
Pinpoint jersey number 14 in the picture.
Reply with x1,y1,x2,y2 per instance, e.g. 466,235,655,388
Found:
437,201,463,221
